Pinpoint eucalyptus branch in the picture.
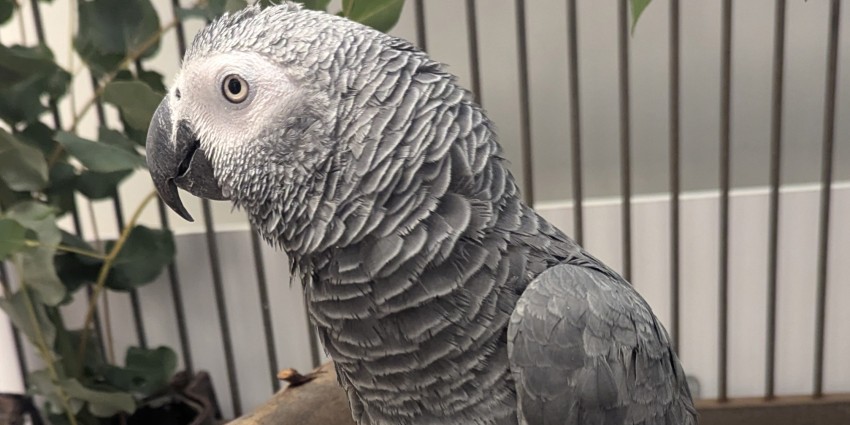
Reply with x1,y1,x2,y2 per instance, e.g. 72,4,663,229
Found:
78,190,158,363
14,258,80,425
46,18,180,167
23,240,107,260
66,19,179,134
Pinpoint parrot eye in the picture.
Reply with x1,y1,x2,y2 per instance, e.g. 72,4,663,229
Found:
222,74,249,103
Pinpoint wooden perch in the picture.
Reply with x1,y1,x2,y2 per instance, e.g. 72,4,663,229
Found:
228,362,355,425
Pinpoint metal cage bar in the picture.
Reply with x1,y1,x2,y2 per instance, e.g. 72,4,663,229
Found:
718,0,733,402
156,199,195,374
668,0,681,352
249,228,281,393
88,72,149,350
413,0,427,51
514,0,535,206
464,0,482,104
617,0,632,282
0,262,28,388
765,0,787,401
567,0,584,246
28,0,109,359
200,201,242,415
814,0,842,399
166,0,242,415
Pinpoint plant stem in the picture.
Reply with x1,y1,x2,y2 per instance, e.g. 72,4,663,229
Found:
67,20,178,134
23,241,107,260
46,18,180,167
14,0,26,45
343,0,355,17
86,199,115,363
14,258,79,425
78,190,158,364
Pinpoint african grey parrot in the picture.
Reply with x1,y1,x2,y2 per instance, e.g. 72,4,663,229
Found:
146,3,697,424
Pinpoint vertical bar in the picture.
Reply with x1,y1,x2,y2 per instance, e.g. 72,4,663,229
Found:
28,0,110,357
249,229,280,392
514,0,535,206
88,73,148,350
566,0,584,245
90,74,107,123
0,262,28,387
156,200,194,374
28,0,60,131
167,0,242,413
136,54,194,372
413,0,427,51
464,0,482,104
766,0,787,401
668,0,681,351
305,298,321,368
201,202,241,415
617,0,632,281
718,0,733,402
814,0,841,399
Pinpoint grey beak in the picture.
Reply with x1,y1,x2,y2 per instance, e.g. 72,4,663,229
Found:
146,98,226,222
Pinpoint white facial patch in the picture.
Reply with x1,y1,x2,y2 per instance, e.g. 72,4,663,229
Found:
174,52,302,159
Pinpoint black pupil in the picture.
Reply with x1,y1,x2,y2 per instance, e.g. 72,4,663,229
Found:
227,78,242,95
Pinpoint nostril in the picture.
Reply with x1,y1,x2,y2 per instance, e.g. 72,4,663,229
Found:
177,139,200,177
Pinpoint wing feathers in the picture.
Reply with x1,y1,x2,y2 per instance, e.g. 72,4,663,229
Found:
508,264,697,425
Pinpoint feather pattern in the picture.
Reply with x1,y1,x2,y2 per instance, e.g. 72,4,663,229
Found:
185,5,698,425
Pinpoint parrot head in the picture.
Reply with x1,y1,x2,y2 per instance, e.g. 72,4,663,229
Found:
146,3,362,222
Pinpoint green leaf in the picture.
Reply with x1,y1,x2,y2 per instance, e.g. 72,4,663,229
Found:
177,0,247,21
105,226,175,291
18,121,58,157
98,126,137,151
55,131,144,173
0,218,30,259
137,69,167,94
104,346,177,397
0,180,30,210
296,0,331,11
44,162,78,215
7,202,66,305
0,0,13,25
6,201,60,245
342,0,404,32
0,45,70,125
0,129,49,191
102,80,163,131
28,368,81,416
54,231,103,294
61,379,136,417
631,0,652,33
0,289,57,350
76,170,132,200
174,6,208,20
63,329,105,376
74,0,160,76
0,44,59,90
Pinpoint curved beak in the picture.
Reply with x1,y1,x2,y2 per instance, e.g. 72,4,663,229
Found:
146,98,226,222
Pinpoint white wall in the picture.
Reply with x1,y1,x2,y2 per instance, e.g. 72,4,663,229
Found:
1,0,849,419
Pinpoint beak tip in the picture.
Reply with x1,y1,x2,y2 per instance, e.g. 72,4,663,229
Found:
176,209,195,223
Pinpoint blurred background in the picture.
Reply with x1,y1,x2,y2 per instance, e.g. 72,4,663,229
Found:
0,0,848,423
